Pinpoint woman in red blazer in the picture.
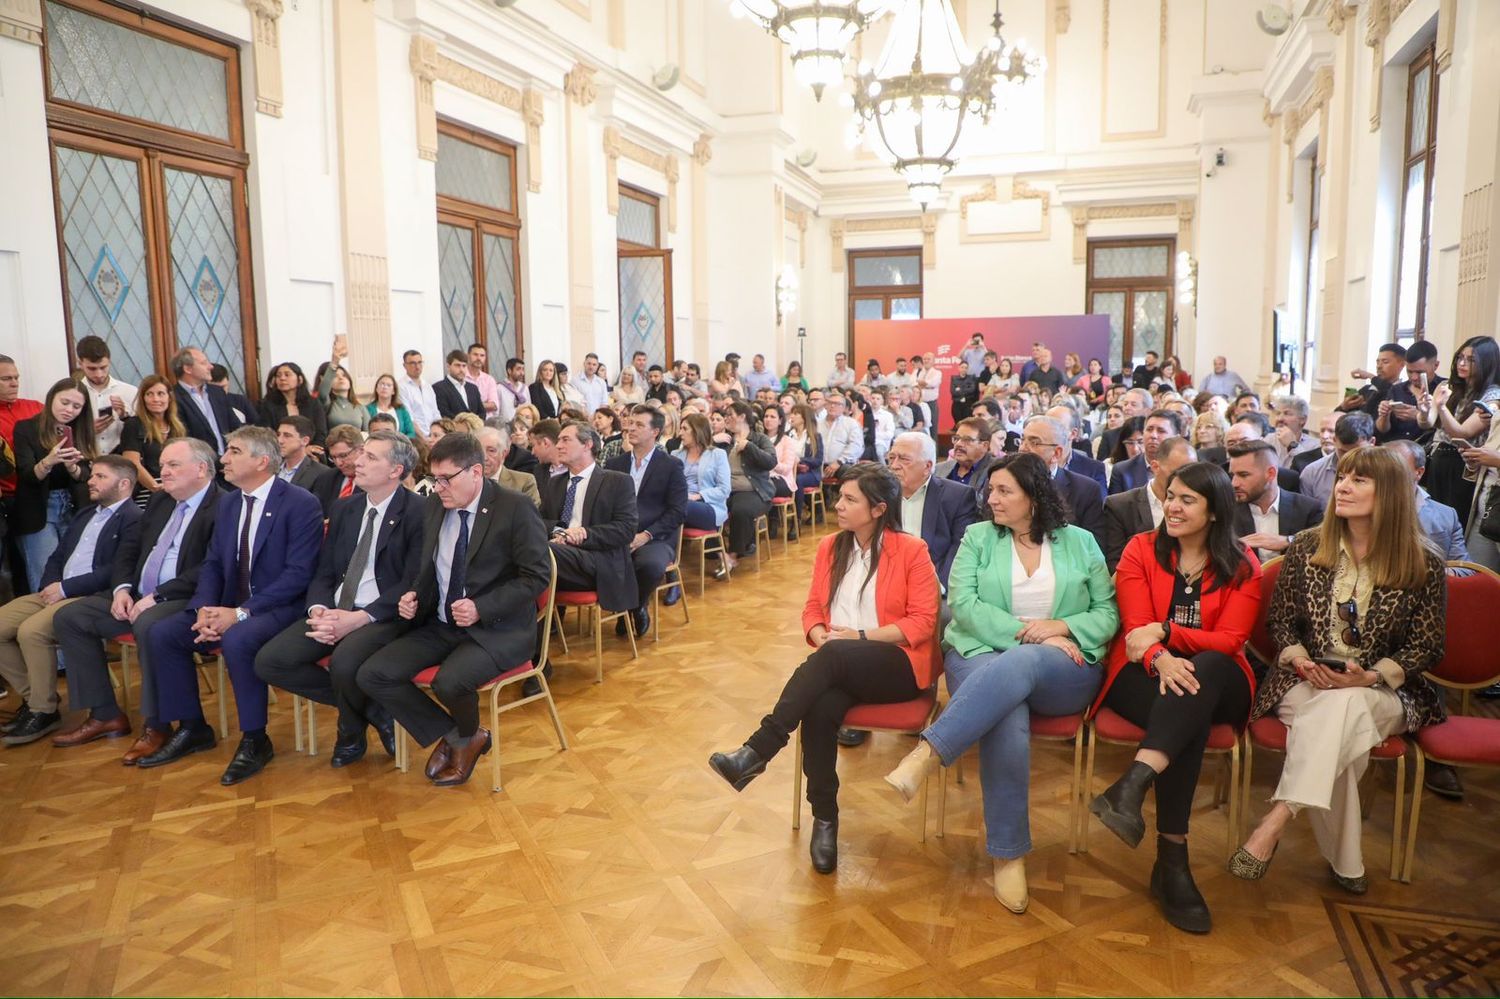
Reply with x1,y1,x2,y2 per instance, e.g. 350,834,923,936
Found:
709,463,940,875
1087,460,1262,935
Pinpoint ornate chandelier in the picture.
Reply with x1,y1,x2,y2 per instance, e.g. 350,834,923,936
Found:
850,0,1044,205
730,0,894,100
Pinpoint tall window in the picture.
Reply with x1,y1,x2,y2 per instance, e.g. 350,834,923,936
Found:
1302,156,1321,381
1395,41,1439,342
43,0,257,393
1085,238,1175,376
847,248,923,336
617,184,673,368
435,119,523,368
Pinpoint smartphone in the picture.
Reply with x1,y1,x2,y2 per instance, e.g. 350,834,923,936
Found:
1418,372,1428,393
1313,656,1349,673
58,425,74,450
334,332,348,354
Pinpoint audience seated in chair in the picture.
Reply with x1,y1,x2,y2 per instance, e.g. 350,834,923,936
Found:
605,405,687,637
1102,437,1197,573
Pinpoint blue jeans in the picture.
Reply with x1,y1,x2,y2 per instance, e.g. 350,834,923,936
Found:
19,489,75,592
684,501,720,531
923,644,1102,859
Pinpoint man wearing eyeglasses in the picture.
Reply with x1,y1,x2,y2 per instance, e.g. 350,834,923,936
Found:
934,417,995,506
317,425,365,513
1018,415,1106,553
357,432,550,787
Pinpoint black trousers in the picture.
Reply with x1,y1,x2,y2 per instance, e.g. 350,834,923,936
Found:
356,621,501,746
1103,651,1250,836
726,490,770,556
53,593,188,722
630,540,674,610
254,617,409,737
746,640,920,822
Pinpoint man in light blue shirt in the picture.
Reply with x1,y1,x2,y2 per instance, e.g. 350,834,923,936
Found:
1300,411,1375,506
1198,356,1251,398
575,353,610,415
741,354,781,397
1384,439,1469,560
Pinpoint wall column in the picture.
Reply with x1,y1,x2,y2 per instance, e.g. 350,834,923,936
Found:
691,133,712,363
563,63,598,365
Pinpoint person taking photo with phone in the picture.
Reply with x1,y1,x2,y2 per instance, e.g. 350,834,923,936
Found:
12,379,98,592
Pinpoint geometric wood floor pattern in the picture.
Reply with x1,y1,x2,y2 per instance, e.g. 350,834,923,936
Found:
2,522,1498,996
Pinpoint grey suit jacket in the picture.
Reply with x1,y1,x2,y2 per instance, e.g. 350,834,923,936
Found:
933,454,995,511
1103,485,1155,572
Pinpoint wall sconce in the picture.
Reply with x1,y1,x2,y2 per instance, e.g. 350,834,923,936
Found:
1176,250,1197,313
776,265,799,325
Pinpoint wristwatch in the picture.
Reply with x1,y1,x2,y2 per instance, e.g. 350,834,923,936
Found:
235,607,250,623
858,629,867,640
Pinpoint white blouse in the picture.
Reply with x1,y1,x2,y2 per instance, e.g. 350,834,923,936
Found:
829,541,881,632
1008,535,1056,621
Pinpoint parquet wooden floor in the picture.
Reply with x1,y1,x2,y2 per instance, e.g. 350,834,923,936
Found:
1,524,1497,997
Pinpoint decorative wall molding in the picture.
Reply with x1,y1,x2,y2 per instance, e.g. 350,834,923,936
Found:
692,133,712,167
408,39,547,184
1365,0,1389,131
785,205,809,267
245,0,284,117
958,177,1053,244
1054,0,1070,33
522,88,544,193
0,0,42,45
1067,201,1190,262
603,126,680,232
409,37,440,162
1283,64,1334,200
1436,0,1456,73
564,62,599,106
434,52,524,111
1456,183,1494,339
830,215,938,271
1326,0,1350,36
1101,0,1169,141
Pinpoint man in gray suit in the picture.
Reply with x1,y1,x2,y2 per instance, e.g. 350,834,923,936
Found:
276,415,335,512
1102,437,1198,571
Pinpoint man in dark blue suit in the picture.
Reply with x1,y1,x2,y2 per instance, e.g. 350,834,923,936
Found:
1107,408,1185,496
255,431,425,768
1021,416,1106,554
170,346,241,453
1047,404,1108,493
605,405,687,637
0,457,141,745
141,426,324,785
887,432,977,590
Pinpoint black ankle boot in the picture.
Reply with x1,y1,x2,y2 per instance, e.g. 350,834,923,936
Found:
809,818,838,874
1089,761,1156,848
1151,835,1212,934
708,744,767,791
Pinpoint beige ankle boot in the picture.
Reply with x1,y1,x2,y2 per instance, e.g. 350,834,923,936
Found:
994,857,1028,914
883,740,939,803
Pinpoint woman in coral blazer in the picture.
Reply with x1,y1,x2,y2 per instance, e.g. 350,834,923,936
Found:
708,463,939,875
1087,460,1262,935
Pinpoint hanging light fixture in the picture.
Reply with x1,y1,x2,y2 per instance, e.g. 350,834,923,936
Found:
850,0,1044,206
729,0,895,100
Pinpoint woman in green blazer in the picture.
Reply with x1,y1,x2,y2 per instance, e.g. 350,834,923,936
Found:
884,452,1118,914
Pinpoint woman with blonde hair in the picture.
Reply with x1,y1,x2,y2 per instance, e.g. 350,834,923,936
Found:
660,403,682,454
612,367,645,406
120,374,186,505
710,360,744,398
1232,446,1446,894
529,360,561,419
452,412,485,435
1190,411,1229,461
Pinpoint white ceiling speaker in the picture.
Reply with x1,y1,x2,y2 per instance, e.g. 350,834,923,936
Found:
652,64,681,91
795,148,818,168
1256,3,1291,35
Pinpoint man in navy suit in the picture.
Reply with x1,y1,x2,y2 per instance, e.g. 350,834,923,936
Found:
141,427,324,785
887,432,977,590
1107,408,1185,495
605,405,687,637
170,346,241,453
1047,405,1108,494
1020,416,1106,554
0,457,141,745
52,439,223,756
255,431,424,768
433,350,486,420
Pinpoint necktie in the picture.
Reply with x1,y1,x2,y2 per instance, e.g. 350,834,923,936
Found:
559,475,583,527
237,495,256,604
339,477,354,499
139,500,190,596
446,509,470,623
338,508,379,611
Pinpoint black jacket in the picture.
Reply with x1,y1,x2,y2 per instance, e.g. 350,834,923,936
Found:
434,378,485,420
113,483,225,601
173,382,242,450
528,381,561,420
1231,489,1325,540
605,448,686,544
1054,467,1107,555
307,487,424,622
1103,485,1155,573
42,499,142,595
259,395,328,447
720,432,778,502
284,457,338,515
539,465,640,611
11,416,91,536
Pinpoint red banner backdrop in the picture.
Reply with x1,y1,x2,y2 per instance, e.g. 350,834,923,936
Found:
853,314,1112,433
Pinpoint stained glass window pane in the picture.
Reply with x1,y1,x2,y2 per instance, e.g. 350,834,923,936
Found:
1090,291,1126,373
1409,65,1432,156
44,1,230,141
618,255,667,368
482,233,518,364
436,132,511,210
438,223,477,359
1091,245,1170,279
1132,291,1168,368
165,168,245,393
852,254,920,287
54,146,154,386
617,191,659,247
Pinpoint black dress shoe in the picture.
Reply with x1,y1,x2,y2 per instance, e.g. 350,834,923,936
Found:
1089,760,1157,848
521,662,555,698
1478,682,1500,700
0,705,33,736
809,818,838,874
137,724,217,769
220,733,274,785
368,707,396,758
708,744,767,791
1423,762,1464,800
632,607,650,637
836,728,868,747
329,734,368,769
615,615,628,637
0,709,59,745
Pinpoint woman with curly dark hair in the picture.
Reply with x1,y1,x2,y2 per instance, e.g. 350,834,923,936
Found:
883,452,1118,913
1087,460,1262,934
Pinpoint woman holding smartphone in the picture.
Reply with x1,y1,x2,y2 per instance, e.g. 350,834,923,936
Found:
1231,446,1446,894
12,378,97,591
1421,336,1499,521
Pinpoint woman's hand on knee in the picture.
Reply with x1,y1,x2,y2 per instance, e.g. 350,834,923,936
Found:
1156,655,1200,696
1042,635,1085,665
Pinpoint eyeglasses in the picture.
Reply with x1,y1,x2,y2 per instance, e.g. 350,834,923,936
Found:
431,466,476,489
1337,598,1362,647
1123,437,1144,450
1021,435,1057,450
952,435,981,445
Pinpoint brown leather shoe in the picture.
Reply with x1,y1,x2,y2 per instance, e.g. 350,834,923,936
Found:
53,715,132,747
121,727,171,765
431,728,492,787
424,740,453,780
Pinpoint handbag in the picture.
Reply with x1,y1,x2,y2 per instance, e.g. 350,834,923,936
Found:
1481,484,1500,543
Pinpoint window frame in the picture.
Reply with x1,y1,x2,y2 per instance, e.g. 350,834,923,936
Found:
846,247,924,338
1394,41,1439,343
616,183,662,250
1302,155,1321,380
1084,236,1176,375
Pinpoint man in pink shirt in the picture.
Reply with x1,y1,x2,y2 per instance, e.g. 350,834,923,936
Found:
465,343,500,416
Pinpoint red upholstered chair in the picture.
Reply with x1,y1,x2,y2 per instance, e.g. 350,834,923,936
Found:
649,526,689,642
1082,707,1243,857
1241,716,1409,881
770,495,797,554
1244,556,1283,669
1400,563,1500,882
791,686,943,841
392,552,567,791
553,586,637,684
112,635,230,734
682,526,728,597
